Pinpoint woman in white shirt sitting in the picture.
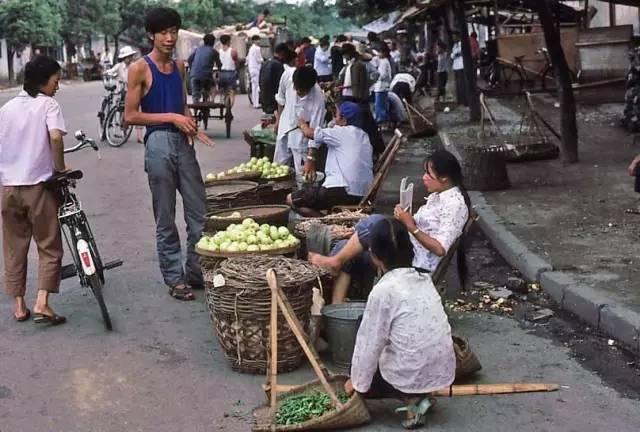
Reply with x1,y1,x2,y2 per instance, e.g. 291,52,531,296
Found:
309,149,469,304
343,217,455,429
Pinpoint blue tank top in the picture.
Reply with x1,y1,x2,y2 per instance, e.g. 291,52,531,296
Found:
141,56,184,141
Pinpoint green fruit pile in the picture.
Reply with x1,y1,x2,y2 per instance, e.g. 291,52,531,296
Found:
197,218,300,253
206,157,290,181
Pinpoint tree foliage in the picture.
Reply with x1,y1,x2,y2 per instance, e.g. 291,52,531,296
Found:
336,0,410,23
0,0,63,81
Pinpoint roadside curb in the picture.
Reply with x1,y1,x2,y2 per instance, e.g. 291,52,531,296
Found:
442,134,640,353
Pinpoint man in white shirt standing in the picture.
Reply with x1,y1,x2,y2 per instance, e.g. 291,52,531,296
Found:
274,66,325,177
313,36,332,83
247,35,264,109
450,33,466,106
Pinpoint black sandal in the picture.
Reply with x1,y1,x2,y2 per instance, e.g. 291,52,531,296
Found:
33,312,66,326
169,284,195,301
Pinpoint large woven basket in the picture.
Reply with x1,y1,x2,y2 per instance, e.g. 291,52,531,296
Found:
205,205,290,232
205,256,323,374
206,180,260,213
197,242,300,274
258,180,295,205
252,375,371,431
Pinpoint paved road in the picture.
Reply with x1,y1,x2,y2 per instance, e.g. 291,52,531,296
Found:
0,82,639,432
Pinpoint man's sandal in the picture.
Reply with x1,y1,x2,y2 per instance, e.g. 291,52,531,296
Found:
169,284,195,301
396,397,435,430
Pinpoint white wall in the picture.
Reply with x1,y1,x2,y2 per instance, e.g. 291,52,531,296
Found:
0,40,31,81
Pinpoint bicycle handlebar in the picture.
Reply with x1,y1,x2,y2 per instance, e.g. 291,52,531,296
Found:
64,130,99,154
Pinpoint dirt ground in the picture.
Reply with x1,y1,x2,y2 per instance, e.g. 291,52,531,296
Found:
438,94,640,314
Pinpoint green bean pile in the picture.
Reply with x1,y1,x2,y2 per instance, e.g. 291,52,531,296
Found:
275,391,350,425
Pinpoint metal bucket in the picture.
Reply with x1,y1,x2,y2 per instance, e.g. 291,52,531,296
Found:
322,302,366,371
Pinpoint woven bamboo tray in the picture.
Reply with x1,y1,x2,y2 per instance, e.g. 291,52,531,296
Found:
205,171,262,185
197,242,300,273
206,180,261,212
205,205,290,232
252,375,371,431
205,256,323,374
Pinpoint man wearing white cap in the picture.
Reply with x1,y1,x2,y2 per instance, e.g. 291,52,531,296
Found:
106,46,143,142
106,46,138,88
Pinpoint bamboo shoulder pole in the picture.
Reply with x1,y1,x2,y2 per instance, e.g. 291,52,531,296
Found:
432,383,560,397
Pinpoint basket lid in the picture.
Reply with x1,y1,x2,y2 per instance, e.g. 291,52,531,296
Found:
206,180,259,197
214,256,327,290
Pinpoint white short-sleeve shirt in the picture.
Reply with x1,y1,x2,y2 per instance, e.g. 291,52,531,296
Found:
0,91,67,186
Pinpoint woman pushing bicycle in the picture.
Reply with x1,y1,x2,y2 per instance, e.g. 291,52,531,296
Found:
0,55,69,325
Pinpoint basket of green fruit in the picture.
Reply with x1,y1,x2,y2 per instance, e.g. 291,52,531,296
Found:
252,375,371,431
205,205,290,233
196,218,301,271
207,157,293,184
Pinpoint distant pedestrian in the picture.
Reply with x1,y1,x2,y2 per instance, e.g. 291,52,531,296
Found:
259,43,290,115
331,34,348,80
0,55,68,325
218,34,240,108
124,7,214,301
373,44,392,125
436,41,449,102
247,35,264,109
187,34,221,103
313,36,332,83
450,33,467,106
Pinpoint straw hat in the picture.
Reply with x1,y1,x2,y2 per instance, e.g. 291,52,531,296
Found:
118,45,137,60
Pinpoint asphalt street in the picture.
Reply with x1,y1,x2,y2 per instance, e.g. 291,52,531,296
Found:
0,82,638,432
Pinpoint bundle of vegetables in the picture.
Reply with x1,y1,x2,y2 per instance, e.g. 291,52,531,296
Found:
206,157,291,181
275,391,350,426
197,218,300,253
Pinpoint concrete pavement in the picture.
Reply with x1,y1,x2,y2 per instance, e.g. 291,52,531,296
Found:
0,82,638,431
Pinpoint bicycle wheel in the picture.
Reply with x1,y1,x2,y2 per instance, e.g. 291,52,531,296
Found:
105,105,132,147
78,213,104,283
87,273,112,330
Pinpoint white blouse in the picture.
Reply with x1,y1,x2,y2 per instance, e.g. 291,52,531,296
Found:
410,187,469,272
351,268,456,394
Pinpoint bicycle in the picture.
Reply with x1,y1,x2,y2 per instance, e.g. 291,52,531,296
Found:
49,131,123,330
104,90,133,147
97,74,118,141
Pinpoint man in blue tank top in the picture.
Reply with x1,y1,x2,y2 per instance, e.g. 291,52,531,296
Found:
125,7,214,301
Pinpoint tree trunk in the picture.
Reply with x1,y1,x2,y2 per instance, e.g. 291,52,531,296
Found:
7,47,15,83
113,35,120,66
454,0,481,121
536,0,578,163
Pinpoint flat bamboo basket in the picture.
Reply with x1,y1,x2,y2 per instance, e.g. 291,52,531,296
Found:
252,375,371,431
205,205,290,232
205,171,262,185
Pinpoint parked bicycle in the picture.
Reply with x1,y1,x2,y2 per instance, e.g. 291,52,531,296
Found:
48,131,123,330
96,73,133,147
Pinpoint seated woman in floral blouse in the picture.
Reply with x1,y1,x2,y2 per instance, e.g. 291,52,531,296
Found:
343,218,455,429
310,149,469,303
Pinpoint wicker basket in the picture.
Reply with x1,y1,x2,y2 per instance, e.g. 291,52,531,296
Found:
205,205,290,232
206,180,261,212
258,180,295,205
205,171,262,185
197,242,300,274
205,256,322,374
252,375,371,431
453,335,482,380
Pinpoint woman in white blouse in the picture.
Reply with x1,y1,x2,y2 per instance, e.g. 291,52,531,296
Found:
343,218,455,429
309,149,469,303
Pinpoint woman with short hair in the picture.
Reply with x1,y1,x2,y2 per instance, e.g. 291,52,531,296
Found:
0,55,68,325
343,218,455,429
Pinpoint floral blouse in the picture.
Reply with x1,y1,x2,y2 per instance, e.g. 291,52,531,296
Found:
410,187,469,271
351,268,456,394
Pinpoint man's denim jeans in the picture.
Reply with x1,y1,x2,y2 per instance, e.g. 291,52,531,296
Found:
144,129,206,287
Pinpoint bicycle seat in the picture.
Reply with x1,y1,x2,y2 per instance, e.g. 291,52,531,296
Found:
47,170,83,184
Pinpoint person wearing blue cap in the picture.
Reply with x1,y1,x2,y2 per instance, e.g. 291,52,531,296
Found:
287,101,373,217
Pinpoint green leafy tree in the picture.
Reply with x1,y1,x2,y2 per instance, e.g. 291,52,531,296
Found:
336,0,409,23
0,0,63,82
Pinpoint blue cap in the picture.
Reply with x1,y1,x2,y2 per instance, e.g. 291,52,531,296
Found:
338,101,363,128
